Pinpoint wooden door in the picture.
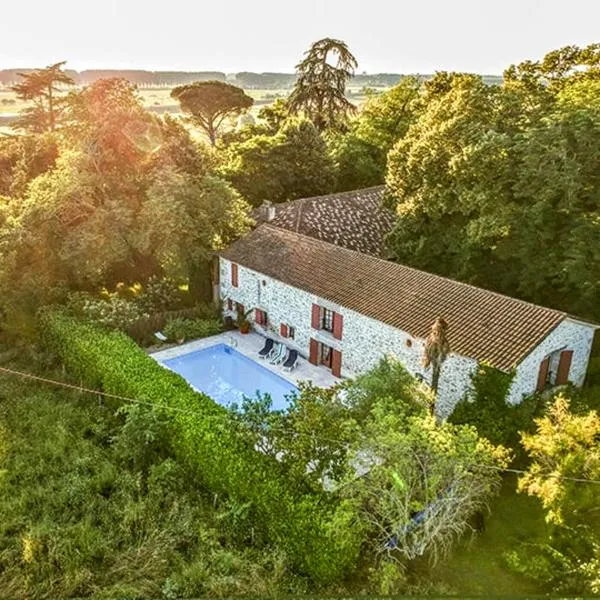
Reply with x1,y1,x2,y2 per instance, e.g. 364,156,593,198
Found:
536,356,550,393
309,339,319,365
556,350,573,385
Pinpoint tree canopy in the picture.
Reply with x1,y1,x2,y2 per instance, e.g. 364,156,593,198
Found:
11,62,74,133
0,78,252,324
288,38,357,132
385,45,600,322
219,118,335,206
171,80,254,145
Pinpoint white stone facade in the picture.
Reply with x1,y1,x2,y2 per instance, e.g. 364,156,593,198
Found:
506,318,595,404
219,258,595,417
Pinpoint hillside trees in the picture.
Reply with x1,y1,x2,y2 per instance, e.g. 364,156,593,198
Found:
11,61,74,133
171,81,254,145
288,38,357,132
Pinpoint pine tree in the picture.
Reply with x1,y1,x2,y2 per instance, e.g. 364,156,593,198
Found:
288,38,357,132
11,62,74,132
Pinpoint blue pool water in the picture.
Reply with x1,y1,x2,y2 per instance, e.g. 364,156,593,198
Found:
159,343,298,410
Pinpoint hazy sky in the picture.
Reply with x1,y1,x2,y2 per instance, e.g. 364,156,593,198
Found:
2,0,599,74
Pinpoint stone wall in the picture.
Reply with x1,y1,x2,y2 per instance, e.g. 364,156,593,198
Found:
220,258,478,417
219,258,595,417
506,318,595,404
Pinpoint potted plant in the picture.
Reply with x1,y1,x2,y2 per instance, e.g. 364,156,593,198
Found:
237,308,253,334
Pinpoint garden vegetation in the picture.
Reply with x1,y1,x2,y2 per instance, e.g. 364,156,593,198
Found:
0,39,599,597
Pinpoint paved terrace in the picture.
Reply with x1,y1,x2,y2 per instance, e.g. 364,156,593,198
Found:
150,330,340,389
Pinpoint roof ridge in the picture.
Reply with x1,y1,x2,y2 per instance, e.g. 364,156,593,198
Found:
259,223,567,319
276,185,386,208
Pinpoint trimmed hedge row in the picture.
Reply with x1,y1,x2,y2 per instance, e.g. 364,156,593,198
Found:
40,312,362,582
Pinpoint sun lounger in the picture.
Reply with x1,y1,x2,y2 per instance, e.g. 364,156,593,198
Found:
269,343,286,365
258,337,274,359
282,349,298,371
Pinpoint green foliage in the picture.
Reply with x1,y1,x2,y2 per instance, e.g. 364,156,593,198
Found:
342,355,432,421
219,118,335,206
519,395,600,525
329,76,423,190
329,131,384,191
288,38,357,132
385,46,600,323
171,80,254,145
0,133,58,197
135,275,186,313
343,408,510,564
39,311,364,583
0,78,252,317
0,374,293,598
163,317,222,343
511,395,600,594
235,356,508,567
449,362,540,452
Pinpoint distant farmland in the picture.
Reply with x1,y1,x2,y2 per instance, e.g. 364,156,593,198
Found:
0,69,503,136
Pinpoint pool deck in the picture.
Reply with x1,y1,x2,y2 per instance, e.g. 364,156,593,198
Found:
150,330,340,389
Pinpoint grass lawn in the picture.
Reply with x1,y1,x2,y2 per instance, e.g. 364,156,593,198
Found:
422,474,547,596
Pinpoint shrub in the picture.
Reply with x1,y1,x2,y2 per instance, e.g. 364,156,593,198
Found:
136,276,186,313
450,362,542,454
67,292,148,330
39,311,363,583
163,317,222,343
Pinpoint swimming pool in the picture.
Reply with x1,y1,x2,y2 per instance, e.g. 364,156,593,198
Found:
158,343,298,410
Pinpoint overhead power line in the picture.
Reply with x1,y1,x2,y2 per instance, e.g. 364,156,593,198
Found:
1,364,599,486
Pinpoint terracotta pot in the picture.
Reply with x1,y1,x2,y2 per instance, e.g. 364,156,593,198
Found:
240,323,250,334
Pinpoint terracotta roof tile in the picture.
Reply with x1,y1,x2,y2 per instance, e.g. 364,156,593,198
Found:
253,186,394,257
220,225,567,371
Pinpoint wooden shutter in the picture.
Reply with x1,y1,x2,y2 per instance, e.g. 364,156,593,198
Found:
280,323,288,337
309,339,319,365
331,349,342,377
231,263,238,287
556,350,573,385
311,304,321,329
536,356,550,393
332,312,344,340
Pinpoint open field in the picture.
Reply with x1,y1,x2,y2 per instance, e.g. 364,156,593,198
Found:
0,84,380,135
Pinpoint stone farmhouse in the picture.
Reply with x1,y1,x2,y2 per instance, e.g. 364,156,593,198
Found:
219,189,596,417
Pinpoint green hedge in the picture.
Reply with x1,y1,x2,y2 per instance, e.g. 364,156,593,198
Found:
39,311,362,582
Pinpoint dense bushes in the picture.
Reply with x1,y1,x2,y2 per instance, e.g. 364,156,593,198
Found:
450,363,543,455
0,375,295,598
163,316,222,343
39,311,363,582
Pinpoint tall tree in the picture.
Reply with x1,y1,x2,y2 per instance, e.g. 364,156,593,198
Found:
171,81,254,145
422,317,450,407
0,79,251,315
11,62,74,133
288,38,357,132
219,118,335,205
330,76,423,190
